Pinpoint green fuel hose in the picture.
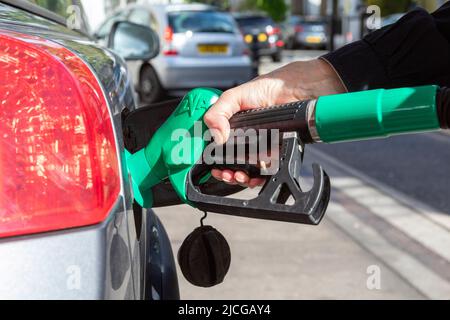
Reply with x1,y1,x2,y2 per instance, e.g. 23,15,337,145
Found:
315,85,440,143
230,85,450,144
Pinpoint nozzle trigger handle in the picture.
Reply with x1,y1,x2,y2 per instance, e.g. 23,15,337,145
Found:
198,100,318,181
186,133,331,225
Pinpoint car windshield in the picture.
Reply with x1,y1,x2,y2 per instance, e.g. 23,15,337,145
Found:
236,16,273,28
169,11,237,34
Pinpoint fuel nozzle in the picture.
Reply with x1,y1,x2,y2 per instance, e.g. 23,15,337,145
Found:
126,85,446,226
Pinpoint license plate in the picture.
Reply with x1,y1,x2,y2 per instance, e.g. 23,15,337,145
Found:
198,44,228,54
306,36,322,44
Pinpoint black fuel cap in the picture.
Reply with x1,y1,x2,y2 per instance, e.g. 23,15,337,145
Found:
178,225,231,288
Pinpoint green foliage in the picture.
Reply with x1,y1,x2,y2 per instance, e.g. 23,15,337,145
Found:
29,0,74,17
184,0,231,10
185,0,286,21
239,0,287,22
258,0,287,22
365,0,412,16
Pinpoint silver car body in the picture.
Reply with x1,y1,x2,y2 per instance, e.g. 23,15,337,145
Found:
124,3,253,96
0,1,178,299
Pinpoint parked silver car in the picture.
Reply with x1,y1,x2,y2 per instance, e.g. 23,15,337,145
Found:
97,3,253,103
285,16,328,50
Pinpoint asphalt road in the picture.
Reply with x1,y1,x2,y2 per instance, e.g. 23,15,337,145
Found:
262,50,450,215
314,133,450,215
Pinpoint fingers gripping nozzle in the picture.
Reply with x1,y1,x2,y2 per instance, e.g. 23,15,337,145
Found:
186,132,331,225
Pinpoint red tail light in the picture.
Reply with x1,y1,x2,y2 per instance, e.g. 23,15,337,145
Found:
0,31,120,238
163,27,178,56
294,25,304,33
266,26,281,36
163,49,179,56
164,26,174,42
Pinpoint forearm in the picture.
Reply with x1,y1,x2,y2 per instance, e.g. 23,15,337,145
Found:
322,3,450,92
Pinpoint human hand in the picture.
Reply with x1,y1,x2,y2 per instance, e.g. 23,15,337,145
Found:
203,58,346,187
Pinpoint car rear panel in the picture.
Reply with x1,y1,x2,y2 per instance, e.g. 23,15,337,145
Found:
296,21,328,46
0,200,132,299
173,33,245,58
0,2,158,299
159,55,252,89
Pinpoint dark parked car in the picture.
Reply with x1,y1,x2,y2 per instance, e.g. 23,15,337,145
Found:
285,16,328,50
0,0,180,299
233,13,284,62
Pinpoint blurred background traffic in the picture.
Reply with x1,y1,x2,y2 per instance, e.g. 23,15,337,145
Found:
26,0,450,299
27,0,446,105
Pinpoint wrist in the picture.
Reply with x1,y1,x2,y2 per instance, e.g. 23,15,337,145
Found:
294,59,347,100
316,58,347,94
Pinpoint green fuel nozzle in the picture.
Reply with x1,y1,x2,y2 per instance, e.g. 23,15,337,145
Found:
125,85,449,225
126,88,222,208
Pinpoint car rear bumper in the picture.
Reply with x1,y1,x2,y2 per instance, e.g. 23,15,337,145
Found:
258,46,280,56
0,198,131,299
296,33,327,47
0,198,177,300
153,56,253,90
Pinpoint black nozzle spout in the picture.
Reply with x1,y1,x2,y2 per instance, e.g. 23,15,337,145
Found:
437,87,450,129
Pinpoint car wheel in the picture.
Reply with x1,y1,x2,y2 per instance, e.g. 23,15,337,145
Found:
139,65,163,104
271,52,282,63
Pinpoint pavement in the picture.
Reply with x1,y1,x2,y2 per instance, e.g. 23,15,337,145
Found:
154,50,450,300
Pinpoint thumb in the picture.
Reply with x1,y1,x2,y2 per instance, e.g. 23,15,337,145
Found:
204,90,241,145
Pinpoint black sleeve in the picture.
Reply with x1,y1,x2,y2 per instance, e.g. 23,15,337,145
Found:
321,3,450,92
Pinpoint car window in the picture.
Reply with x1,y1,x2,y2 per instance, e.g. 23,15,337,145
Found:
169,11,237,34
235,16,274,28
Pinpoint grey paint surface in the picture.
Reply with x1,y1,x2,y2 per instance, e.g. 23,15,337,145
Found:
0,2,178,299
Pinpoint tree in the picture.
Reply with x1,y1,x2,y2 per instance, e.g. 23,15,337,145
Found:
184,0,231,10
29,0,74,17
239,0,288,22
